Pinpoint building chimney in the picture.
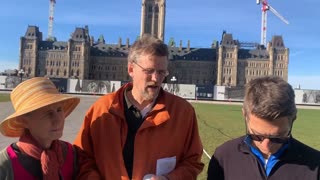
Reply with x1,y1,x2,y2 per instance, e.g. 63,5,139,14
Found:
90,36,94,46
118,37,122,48
126,38,130,48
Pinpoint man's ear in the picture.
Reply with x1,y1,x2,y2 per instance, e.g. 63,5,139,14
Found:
128,62,134,78
242,107,246,118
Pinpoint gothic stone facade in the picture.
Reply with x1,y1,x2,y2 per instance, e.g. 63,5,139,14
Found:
19,26,288,87
19,0,288,87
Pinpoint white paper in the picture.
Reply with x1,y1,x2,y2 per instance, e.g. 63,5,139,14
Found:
156,156,176,176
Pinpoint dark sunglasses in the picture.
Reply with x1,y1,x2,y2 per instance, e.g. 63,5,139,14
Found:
247,131,291,144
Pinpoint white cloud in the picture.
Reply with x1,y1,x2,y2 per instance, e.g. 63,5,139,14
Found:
290,50,304,57
0,60,18,72
289,75,320,90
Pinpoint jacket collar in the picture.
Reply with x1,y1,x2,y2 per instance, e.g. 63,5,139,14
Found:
109,83,170,129
239,135,296,159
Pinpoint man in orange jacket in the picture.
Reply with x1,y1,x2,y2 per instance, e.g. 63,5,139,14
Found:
74,35,204,180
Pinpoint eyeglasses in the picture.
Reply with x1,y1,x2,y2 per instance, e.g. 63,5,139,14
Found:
247,130,291,144
133,61,169,77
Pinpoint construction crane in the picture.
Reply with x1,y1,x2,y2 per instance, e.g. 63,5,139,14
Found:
47,0,56,41
256,0,289,46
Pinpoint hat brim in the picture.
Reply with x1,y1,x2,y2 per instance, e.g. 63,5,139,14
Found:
0,94,80,137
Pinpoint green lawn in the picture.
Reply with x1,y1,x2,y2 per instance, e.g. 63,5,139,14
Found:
0,93,10,102
193,102,320,180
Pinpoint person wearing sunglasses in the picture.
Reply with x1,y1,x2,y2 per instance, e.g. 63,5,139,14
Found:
207,76,320,180
74,35,204,180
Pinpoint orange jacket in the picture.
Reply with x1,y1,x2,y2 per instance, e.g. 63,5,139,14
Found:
74,83,204,180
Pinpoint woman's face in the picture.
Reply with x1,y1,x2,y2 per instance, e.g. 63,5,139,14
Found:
21,102,65,148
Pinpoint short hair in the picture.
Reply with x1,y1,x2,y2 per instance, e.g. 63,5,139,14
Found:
243,76,297,122
128,34,168,63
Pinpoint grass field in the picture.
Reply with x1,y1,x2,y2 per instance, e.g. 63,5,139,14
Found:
193,102,320,179
0,93,10,102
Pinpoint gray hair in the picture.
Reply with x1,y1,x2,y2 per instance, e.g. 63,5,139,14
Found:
128,34,168,63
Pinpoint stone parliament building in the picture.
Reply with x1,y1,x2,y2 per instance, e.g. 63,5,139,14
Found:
19,0,289,88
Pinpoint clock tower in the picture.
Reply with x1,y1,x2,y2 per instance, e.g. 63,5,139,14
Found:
140,0,166,41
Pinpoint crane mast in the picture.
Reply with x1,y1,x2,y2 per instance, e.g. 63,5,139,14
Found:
48,0,56,41
257,0,289,46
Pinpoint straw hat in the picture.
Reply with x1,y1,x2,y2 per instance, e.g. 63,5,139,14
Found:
0,77,80,137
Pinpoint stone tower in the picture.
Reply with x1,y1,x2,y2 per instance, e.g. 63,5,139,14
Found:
140,0,166,41
68,25,91,79
19,26,42,77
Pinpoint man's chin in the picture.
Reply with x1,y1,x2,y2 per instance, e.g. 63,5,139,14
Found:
143,92,159,101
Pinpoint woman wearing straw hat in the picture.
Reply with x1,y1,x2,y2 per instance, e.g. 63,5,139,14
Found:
0,77,80,180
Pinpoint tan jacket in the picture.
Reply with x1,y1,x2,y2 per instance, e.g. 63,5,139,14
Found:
74,83,204,180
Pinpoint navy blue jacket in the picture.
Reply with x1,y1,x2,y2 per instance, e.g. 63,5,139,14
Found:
207,136,320,180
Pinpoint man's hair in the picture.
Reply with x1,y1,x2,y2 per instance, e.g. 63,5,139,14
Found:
243,76,297,122
128,34,168,63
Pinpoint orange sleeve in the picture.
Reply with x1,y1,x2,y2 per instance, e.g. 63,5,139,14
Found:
73,107,102,179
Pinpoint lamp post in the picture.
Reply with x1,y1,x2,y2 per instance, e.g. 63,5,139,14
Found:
18,69,24,83
226,83,231,101
170,76,177,95
195,87,198,101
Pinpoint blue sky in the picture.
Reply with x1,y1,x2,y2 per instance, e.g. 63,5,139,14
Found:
0,0,319,89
